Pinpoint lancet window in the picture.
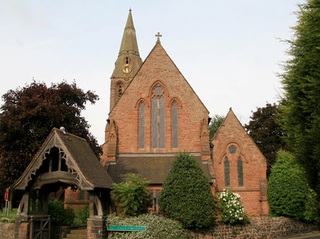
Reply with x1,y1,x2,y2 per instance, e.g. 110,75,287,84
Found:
224,157,231,187
139,102,145,148
172,101,178,148
152,86,165,148
237,157,244,187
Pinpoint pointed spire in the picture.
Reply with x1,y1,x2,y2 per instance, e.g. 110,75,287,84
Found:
119,9,138,54
111,9,142,79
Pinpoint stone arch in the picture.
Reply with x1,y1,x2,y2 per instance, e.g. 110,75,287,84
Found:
168,97,182,108
148,80,169,98
218,142,249,164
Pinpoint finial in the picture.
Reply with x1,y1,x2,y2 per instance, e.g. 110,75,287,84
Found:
155,32,162,43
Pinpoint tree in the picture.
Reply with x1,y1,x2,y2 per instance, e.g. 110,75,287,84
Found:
209,114,225,138
279,0,320,207
159,153,216,229
267,150,316,221
0,81,100,199
111,173,151,217
244,103,287,177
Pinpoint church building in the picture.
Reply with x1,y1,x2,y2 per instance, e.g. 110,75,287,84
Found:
99,10,268,216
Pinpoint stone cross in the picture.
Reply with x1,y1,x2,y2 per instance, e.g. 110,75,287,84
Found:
155,32,162,43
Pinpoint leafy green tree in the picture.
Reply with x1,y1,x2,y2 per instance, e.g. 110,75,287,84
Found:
111,173,151,217
209,114,225,138
0,81,100,200
244,103,287,177
267,150,311,221
159,153,216,229
279,0,320,207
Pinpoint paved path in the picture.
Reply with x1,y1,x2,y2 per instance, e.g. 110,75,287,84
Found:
278,231,320,239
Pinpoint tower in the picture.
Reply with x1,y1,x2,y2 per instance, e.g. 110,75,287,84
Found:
109,9,143,110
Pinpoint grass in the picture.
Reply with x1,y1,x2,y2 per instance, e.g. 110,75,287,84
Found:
0,208,17,220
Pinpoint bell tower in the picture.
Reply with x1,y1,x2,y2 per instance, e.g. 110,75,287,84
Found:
109,9,143,110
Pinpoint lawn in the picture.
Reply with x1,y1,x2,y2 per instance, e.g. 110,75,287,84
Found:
0,208,17,220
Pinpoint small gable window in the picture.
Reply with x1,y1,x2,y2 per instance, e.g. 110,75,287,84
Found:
229,145,237,154
237,157,244,187
172,101,178,148
224,157,230,187
139,102,145,148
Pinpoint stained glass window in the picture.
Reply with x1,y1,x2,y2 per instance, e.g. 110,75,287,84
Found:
224,157,230,187
152,86,165,148
172,102,178,148
139,102,145,148
229,145,237,154
237,157,244,187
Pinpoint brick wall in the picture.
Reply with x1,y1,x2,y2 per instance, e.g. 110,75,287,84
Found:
101,42,210,163
0,223,14,239
1,217,317,239
212,109,268,216
188,217,319,239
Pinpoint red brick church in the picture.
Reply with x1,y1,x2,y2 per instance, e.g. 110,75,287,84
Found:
64,10,268,217
94,10,268,216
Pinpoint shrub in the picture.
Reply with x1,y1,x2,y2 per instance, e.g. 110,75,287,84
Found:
267,150,311,221
111,173,151,217
106,214,188,239
159,152,216,229
74,205,89,224
217,189,250,225
48,199,75,226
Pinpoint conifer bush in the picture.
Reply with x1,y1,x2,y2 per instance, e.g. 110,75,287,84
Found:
267,150,311,221
159,152,216,229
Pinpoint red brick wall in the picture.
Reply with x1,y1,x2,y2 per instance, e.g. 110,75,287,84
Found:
102,43,210,162
64,188,89,211
212,109,268,216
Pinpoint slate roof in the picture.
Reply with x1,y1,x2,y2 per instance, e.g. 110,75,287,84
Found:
55,129,114,189
107,155,212,184
12,128,114,190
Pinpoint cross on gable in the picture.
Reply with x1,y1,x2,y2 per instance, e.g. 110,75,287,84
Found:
155,32,162,43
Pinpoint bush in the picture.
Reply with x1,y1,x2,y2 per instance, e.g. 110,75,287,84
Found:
106,214,188,239
267,150,312,221
111,173,151,217
159,152,216,229
48,199,75,226
74,205,89,224
217,189,250,225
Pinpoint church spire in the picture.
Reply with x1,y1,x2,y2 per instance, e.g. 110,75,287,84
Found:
111,9,142,79
109,9,143,110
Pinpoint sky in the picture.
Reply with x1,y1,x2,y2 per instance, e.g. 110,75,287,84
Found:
0,0,301,145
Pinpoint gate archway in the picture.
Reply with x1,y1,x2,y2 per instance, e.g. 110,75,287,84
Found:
11,128,114,239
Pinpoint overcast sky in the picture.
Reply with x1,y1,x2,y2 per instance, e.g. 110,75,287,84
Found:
0,0,301,144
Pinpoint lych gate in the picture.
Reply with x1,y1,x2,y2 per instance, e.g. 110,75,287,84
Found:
11,128,114,239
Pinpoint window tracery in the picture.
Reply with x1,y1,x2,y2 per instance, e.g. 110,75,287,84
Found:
152,85,165,148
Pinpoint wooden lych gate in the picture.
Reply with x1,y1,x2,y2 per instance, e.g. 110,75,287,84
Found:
11,128,114,239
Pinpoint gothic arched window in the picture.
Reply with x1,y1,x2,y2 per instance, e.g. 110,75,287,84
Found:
237,157,244,187
152,86,165,148
139,102,145,148
172,101,178,148
224,157,230,187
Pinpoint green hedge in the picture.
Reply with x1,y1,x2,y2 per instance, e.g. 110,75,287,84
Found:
106,214,188,239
